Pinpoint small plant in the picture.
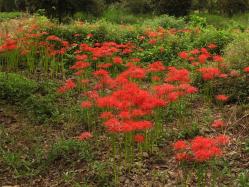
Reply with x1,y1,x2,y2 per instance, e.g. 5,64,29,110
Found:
47,139,92,164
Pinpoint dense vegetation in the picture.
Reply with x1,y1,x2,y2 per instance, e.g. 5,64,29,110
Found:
0,3,249,187
1,0,249,21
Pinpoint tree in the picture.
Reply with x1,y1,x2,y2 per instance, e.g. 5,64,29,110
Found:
218,0,249,16
0,0,16,11
15,0,26,11
155,0,192,17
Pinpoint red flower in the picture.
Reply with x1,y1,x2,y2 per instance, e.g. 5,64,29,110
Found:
46,35,61,42
198,67,220,80
78,132,92,141
134,134,145,143
215,95,229,102
148,39,157,44
152,76,161,81
113,56,123,64
147,61,165,72
213,55,224,63
57,79,76,93
212,120,225,128
173,140,188,150
175,152,189,161
70,61,90,70
179,51,188,59
190,49,199,55
208,43,217,49
198,54,209,64
81,101,92,108
230,70,240,77
87,33,93,38
215,135,230,145
244,67,249,73
76,54,88,61
165,67,190,83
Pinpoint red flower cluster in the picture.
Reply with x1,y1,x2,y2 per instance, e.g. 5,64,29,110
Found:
244,67,249,73
173,135,229,162
57,79,76,93
215,94,229,102
198,67,220,80
134,134,145,143
0,38,17,53
78,132,93,141
212,120,225,128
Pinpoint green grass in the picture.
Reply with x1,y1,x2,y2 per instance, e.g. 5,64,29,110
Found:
191,13,249,30
0,12,23,21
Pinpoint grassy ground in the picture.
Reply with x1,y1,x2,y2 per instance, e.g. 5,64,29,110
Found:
1,93,248,186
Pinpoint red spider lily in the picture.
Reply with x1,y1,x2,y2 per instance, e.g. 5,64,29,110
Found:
188,57,195,62
76,54,88,61
173,140,188,150
78,132,93,141
198,67,220,80
0,39,17,53
214,135,230,145
175,152,190,161
212,120,225,128
198,54,210,64
244,67,249,73
191,136,224,162
230,70,240,77
178,84,198,94
147,61,165,72
218,73,228,79
131,58,141,63
46,35,61,42
134,134,145,143
148,39,157,45
70,61,90,70
81,101,92,108
152,76,161,81
165,67,190,83
213,55,224,63
173,135,229,162
100,112,114,120
191,62,199,66
57,79,76,93
190,49,199,55
73,33,81,37
208,43,217,49
153,84,175,97
200,48,209,54
113,56,123,64
139,36,146,40
215,95,229,102
179,51,188,59
97,63,113,69
87,33,93,38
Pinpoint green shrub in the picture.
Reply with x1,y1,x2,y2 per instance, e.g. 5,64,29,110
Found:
193,27,234,53
141,15,186,29
24,94,59,124
211,34,249,104
188,15,207,28
0,72,38,103
224,33,249,70
0,12,23,21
